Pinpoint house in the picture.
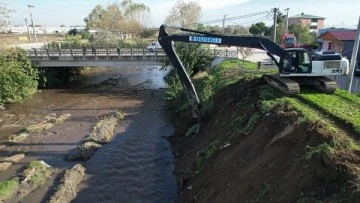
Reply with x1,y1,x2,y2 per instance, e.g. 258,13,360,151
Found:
319,29,359,61
288,13,325,33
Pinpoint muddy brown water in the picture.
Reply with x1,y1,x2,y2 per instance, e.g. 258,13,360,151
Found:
0,66,177,202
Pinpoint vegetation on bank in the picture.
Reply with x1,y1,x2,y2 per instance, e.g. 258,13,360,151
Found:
0,45,38,106
0,44,80,107
165,50,360,200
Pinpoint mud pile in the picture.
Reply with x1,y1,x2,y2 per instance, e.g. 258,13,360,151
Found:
172,79,360,202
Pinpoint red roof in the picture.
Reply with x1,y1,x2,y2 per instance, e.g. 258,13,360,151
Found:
319,30,357,41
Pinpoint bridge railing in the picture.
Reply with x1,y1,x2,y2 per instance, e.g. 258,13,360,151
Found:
27,48,238,60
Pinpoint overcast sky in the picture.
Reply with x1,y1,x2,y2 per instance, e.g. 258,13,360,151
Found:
7,0,360,28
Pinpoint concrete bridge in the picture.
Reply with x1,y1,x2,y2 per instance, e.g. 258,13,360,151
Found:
27,48,239,67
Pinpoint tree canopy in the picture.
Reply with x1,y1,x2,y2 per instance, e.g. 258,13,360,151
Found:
85,0,151,32
0,0,11,28
249,22,267,36
165,0,202,28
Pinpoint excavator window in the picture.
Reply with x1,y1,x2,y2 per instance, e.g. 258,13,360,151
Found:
281,50,312,74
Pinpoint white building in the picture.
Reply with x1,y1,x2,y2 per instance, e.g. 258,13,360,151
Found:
0,26,86,34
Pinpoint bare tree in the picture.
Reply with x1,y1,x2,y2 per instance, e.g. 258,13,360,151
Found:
0,0,11,28
85,0,151,33
165,0,202,28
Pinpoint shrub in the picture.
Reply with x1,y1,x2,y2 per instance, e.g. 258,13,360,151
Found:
0,46,38,105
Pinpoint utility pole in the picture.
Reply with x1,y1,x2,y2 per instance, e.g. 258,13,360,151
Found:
346,16,360,92
222,14,227,34
24,18,32,43
273,8,278,42
27,5,37,42
285,8,289,34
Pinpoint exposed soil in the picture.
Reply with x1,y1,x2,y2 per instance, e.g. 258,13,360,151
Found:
171,79,360,202
48,164,86,203
66,111,124,161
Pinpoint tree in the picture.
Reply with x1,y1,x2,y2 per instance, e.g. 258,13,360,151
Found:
196,24,210,32
85,1,152,33
123,0,151,29
288,24,316,45
233,25,249,35
138,28,157,38
224,25,233,35
238,47,253,64
165,0,202,28
0,0,11,28
249,22,267,36
208,25,221,34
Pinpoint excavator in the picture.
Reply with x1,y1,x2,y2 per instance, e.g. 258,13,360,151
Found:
158,25,349,118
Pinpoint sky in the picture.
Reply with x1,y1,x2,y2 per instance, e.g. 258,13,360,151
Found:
6,0,360,28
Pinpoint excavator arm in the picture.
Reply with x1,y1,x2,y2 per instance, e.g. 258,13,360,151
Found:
158,25,285,119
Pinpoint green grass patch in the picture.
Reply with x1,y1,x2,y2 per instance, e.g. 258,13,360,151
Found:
186,123,201,138
286,98,320,122
335,89,360,105
299,89,360,134
23,161,51,186
237,112,262,136
0,179,18,198
304,141,336,161
195,140,221,173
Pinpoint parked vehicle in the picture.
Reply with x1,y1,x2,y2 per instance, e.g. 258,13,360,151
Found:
146,41,162,51
281,34,297,49
354,62,360,76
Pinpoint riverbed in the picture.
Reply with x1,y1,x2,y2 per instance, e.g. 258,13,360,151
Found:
0,66,177,202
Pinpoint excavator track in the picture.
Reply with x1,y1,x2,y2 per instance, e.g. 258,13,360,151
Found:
263,74,300,96
306,76,337,94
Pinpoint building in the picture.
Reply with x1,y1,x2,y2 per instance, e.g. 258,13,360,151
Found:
0,26,86,34
319,29,360,61
288,13,325,33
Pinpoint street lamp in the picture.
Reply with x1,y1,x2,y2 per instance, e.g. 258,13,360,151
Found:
298,13,304,46
27,5,37,42
285,8,289,34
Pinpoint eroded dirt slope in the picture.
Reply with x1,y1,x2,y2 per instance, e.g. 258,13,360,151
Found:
172,79,360,203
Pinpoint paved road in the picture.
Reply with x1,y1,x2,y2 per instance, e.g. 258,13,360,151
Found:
330,75,360,93
14,42,45,49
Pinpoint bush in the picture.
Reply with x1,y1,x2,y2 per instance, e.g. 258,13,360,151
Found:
164,43,212,106
0,46,38,105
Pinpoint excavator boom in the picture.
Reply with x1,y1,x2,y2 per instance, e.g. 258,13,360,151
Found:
158,25,349,118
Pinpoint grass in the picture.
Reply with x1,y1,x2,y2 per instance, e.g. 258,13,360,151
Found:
304,141,336,161
186,123,201,138
0,179,18,198
195,140,221,173
335,89,360,105
23,161,51,186
299,89,360,135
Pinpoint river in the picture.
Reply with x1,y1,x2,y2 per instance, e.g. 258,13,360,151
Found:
0,66,177,202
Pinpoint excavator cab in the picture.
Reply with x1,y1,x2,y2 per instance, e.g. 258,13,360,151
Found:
279,49,312,74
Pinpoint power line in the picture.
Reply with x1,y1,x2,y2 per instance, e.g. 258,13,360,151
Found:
195,10,271,25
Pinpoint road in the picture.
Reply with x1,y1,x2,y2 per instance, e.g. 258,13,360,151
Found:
330,75,360,93
13,42,45,49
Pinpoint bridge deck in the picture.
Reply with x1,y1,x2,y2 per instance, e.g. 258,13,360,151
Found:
27,48,239,67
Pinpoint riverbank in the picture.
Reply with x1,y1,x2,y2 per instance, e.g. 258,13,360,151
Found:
170,60,360,202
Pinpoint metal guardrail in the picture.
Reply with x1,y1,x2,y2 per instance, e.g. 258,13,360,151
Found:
27,48,238,61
